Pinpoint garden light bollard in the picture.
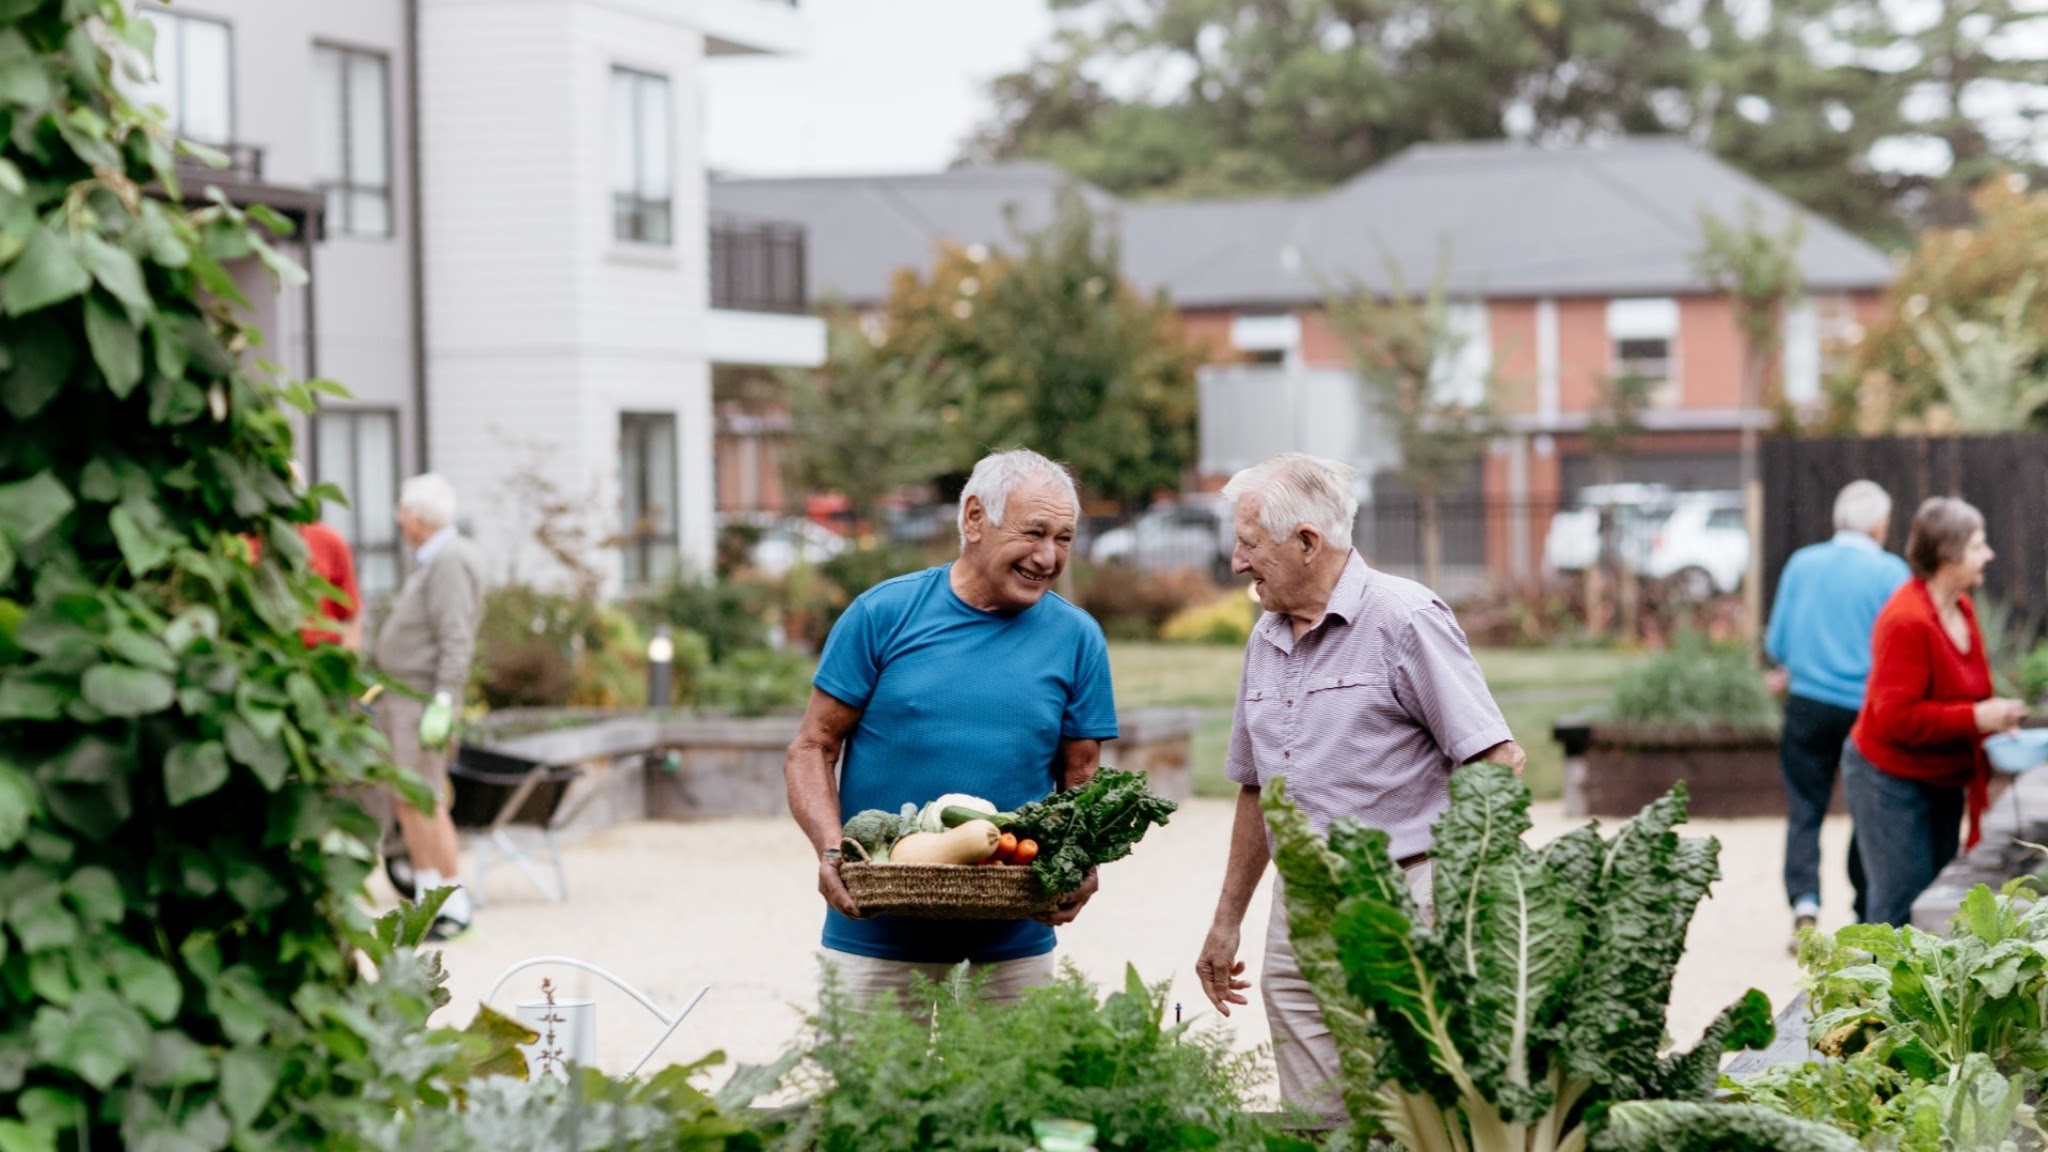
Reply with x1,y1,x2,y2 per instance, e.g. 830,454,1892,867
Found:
485,955,710,1077
647,626,675,708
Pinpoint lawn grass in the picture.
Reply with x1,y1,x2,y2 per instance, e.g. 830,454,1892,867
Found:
1109,642,1648,800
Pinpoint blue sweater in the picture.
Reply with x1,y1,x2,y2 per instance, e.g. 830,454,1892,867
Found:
1764,533,1912,712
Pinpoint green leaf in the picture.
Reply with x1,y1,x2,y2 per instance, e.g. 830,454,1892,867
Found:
64,866,123,925
84,292,143,397
0,471,74,545
110,505,171,574
223,713,289,791
79,234,149,315
1959,884,2002,943
1,228,90,316
0,761,34,850
6,876,77,951
30,990,151,1091
105,629,175,673
105,946,181,1024
80,664,174,717
164,742,229,807
0,675,65,720
162,607,219,653
0,535,12,585
0,1120,56,1152
219,1048,279,1128
1593,1100,1859,1152
455,1005,537,1082
0,322,76,419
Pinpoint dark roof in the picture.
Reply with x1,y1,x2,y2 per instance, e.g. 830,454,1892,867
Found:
710,140,1894,308
708,162,1120,307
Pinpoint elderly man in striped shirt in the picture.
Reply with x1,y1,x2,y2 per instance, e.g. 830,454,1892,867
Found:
1195,453,1525,1127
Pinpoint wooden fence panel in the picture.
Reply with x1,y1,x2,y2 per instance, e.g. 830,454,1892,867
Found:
1762,434,2048,641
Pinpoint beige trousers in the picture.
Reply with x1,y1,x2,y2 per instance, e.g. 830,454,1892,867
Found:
820,948,1056,1010
1262,859,1435,1126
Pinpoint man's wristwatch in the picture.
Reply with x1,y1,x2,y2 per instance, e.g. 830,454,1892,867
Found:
821,847,843,863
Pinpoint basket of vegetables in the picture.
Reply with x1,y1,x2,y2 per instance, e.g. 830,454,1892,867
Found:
837,767,1177,920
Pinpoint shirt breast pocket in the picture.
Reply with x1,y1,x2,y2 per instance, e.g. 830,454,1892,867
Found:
1302,674,1403,740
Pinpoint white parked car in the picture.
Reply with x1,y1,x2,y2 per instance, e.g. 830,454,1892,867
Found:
1089,498,1233,578
1639,491,1749,599
1542,483,1672,575
723,515,848,577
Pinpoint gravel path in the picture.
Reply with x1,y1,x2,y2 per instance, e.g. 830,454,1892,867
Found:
398,799,1856,1099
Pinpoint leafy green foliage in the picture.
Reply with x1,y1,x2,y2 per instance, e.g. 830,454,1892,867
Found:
1717,884,2048,1150
1007,766,1178,895
780,326,953,532
860,192,1199,507
0,1,496,1145
1607,633,1781,731
694,647,812,717
1262,766,1771,1150
789,963,1271,1152
1591,1100,1858,1152
396,1058,774,1152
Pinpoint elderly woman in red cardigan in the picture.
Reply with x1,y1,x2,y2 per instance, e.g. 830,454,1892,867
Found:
1843,497,2029,926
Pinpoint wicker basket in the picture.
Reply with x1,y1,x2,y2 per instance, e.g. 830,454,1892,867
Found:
839,841,1059,920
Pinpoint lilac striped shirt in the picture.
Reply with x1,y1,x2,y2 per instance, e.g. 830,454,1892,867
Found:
1227,552,1513,860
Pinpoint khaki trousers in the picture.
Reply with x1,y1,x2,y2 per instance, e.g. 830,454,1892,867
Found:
820,948,1056,1010
1262,859,1435,1126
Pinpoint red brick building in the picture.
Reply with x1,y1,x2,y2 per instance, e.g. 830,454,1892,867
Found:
712,141,1894,580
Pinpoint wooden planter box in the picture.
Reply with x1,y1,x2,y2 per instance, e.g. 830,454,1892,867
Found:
1557,720,1815,819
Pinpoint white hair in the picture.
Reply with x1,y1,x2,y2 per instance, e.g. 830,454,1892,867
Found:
1833,479,1892,536
1222,453,1359,548
398,472,458,529
957,449,1080,546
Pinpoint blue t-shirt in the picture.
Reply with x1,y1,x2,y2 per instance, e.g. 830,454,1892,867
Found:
1764,532,1912,712
814,564,1119,963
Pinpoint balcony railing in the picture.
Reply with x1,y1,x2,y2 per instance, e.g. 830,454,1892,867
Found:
709,216,807,314
173,141,267,184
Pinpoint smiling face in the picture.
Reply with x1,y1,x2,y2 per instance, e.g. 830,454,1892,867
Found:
1231,493,1307,615
955,478,1076,612
1951,529,1994,590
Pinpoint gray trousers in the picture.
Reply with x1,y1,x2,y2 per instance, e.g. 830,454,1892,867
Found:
1263,859,1435,1125
820,948,1056,1010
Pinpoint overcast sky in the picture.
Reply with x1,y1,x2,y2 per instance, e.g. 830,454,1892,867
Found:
701,0,1055,178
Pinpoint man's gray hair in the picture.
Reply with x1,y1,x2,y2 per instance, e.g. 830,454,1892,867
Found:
957,449,1080,546
1222,453,1359,548
398,472,458,529
1833,479,1892,536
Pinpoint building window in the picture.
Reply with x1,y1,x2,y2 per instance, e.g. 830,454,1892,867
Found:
312,45,392,238
1429,301,1491,408
620,412,679,586
1606,297,1680,407
310,408,402,600
1229,313,1300,367
137,8,234,146
609,68,672,246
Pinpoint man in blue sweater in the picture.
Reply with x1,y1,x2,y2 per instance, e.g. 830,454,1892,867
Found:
1764,480,1911,947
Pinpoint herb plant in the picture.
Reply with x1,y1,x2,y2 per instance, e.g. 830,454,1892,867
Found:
784,963,1270,1152
1007,766,1178,895
1263,764,1774,1152
1607,632,1780,732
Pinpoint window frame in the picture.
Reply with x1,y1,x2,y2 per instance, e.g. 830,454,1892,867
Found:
142,7,237,147
619,411,681,587
312,42,395,239
1606,297,1682,408
609,66,674,247
307,406,403,601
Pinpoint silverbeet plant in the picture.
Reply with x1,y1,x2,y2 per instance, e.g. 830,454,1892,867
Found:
1263,765,1775,1152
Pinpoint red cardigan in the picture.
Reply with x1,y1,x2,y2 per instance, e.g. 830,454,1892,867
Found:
1850,579,1993,846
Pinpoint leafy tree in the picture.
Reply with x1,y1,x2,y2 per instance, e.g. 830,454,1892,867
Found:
779,324,952,532
1324,268,1501,592
1831,177,2048,433
968,0,2048,239
870,192,1200,508
1909,271,2048,432
0,3,529,1147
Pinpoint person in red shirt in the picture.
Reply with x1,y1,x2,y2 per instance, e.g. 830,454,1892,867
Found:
1844,497,2028,926
298,520,362,650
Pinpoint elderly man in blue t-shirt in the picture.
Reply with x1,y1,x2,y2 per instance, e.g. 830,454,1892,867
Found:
783,448,1119,1003
1764,479,1911,947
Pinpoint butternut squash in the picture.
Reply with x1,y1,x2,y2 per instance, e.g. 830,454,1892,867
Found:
890,820,1000,865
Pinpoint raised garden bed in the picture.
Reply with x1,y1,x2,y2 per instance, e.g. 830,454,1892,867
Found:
1554,716,1815,819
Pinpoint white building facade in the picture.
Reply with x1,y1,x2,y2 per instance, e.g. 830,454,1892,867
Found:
138,0,824,598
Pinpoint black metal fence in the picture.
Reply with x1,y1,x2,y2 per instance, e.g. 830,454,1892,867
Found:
1762,433,2048,639
709,216,807,314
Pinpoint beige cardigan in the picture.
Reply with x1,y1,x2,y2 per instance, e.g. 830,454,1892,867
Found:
372,534,487,699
